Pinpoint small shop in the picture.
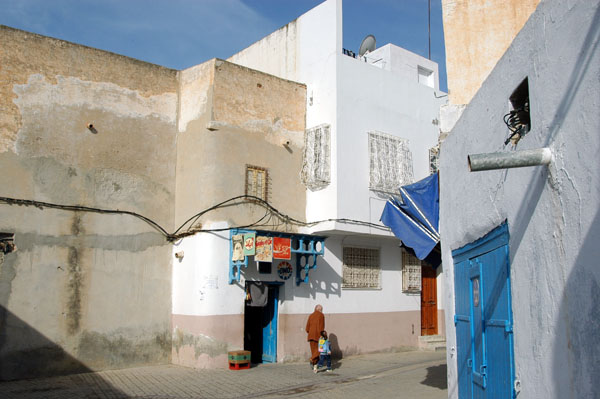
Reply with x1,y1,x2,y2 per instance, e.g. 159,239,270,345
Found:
229,229,326,363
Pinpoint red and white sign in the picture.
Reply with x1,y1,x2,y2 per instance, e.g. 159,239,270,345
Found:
273,237,291,260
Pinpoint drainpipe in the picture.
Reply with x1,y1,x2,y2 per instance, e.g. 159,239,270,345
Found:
468,148,552,172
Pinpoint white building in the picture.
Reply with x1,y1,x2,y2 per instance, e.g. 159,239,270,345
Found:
172,0,447,368
439,0,600,397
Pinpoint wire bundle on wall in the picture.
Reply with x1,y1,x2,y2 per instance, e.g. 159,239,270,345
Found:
0,195,389,242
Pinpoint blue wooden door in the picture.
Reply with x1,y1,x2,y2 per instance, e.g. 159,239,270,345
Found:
453,223,515,398
261,286,278,363
470,260,486,397
454,258,473,397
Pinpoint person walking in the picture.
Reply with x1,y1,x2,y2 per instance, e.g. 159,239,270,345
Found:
314,330,332,373
306,304,325,368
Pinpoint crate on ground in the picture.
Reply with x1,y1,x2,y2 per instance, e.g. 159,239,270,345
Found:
229,362,250,370
228,350,251,370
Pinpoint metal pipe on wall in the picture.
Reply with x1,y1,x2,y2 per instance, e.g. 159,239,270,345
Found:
468,148,552,172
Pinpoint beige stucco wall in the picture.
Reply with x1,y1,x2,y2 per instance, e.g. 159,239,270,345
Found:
442,0,540,105
0,26,177,380
175,59,307,233
1,25,309,380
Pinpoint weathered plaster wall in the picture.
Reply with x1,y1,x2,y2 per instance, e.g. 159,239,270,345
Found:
439,0,600,397
442,0,540,105
0,26,177,380
175,59,307,231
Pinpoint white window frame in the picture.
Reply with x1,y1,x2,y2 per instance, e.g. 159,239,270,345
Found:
342,246,381,289
429,144,440,175
402,250,422,293
245,165,268,201
301,124,330,191
368,131,413,194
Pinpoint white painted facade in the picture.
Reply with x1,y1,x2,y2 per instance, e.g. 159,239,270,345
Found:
439,0,600,397
172,0,447,365
228,0,445,227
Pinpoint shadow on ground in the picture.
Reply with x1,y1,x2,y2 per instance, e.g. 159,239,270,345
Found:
420,364,447,390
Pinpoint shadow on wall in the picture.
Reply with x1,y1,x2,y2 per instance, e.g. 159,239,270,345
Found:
552,208,600,398
0,306,115,397
543,4,600,147
329,332,342,360
0,308,127,397
295,246,342,300
510,3,600,264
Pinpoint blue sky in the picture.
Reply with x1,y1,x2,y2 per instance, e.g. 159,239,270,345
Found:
0,0,447,91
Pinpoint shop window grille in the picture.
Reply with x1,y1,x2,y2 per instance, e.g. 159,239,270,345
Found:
246,165,268,201
369,131,413,194
402,250,422,292
342,247,380,289
429,145,440,175
301,124,330,191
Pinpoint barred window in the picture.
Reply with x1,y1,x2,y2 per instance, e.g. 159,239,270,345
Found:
429,145,439,175
342,247,380,289
402,251,422,292
245,165,268,201
368,131,413,194
301,124,330,191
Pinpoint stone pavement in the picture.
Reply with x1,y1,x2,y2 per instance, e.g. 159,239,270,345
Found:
0,350,447,399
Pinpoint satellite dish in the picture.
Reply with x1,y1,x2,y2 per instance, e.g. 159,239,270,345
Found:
358,34,376,57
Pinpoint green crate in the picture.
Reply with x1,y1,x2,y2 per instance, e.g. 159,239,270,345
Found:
228,350,251,364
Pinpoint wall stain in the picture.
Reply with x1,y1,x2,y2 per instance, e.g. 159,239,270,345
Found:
66,214,84,335
66,247,82,335
15,231,167,253
77,329,171,368
172,327,228,359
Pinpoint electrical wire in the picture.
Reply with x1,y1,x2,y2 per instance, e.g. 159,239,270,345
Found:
503,101,530,145
0,194,390,242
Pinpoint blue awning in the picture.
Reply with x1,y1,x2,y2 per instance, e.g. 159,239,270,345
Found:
380,173,439,260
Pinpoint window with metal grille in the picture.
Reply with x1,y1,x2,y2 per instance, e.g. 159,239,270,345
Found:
301,124,330,191
245,165,268,201
342,247,380,289
429,145,439,175
368,131,413,194
402,250,421,292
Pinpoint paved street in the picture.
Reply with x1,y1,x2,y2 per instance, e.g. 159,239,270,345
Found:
0,350,446,398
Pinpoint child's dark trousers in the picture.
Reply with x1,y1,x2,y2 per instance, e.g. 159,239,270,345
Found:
317,354,331,370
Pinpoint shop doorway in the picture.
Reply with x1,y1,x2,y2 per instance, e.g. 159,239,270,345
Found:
244,282,279,363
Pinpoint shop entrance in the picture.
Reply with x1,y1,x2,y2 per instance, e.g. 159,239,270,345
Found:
244,282,279,364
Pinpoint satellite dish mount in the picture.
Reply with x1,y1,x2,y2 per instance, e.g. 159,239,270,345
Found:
358,34,376,59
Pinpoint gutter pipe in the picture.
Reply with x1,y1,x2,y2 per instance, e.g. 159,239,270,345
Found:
468,148,552,172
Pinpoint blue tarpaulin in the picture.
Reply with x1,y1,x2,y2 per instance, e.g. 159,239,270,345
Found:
380,173,439,260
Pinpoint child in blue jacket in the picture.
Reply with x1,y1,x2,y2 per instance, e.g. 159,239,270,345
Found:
314,330,332,373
